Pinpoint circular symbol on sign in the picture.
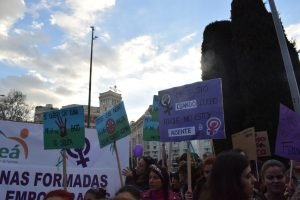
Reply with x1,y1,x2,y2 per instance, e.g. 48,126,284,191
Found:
206,117,221,136
106,119,116,134
161,94,171,106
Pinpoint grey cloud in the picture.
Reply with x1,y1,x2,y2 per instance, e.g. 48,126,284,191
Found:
0,0,25,35
55,86,73,95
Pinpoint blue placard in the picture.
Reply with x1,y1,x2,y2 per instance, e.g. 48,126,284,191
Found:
95,101,130,148
158,79,225,142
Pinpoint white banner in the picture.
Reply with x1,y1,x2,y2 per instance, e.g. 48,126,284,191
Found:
0,120,129,200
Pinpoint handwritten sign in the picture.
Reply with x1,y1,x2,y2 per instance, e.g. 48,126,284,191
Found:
151,95,159,121
255,131,271,157
95,102,130,148
275,104,300,161
43,106,85,149
143,116,160,141
158,79,225,142
232,127,257,160
143,95,160,141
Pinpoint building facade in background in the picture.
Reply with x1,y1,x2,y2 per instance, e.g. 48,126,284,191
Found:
34,104,58,123
33,87,122,127
129,106,213,167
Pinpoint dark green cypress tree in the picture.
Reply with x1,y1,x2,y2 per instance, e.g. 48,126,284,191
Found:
201,21,245,153
201,0,300,154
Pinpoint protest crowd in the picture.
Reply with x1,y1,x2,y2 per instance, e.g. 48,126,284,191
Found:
2,80,300,200
43,149,300,200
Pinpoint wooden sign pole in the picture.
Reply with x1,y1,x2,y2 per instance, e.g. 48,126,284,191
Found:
114,141,124,187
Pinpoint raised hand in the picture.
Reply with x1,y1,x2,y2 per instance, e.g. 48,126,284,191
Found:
55,113,67,137
122,167,133,177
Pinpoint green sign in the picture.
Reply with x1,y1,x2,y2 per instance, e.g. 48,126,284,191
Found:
151,95,159,121
43,106,85,149
143,95,160,141
95,102,130,148
143,116,160,141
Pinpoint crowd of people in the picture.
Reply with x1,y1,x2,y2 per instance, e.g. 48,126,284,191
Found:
43,149,300,200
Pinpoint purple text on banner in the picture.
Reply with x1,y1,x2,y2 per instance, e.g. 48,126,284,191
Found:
158,79,225,142
275,104,300,161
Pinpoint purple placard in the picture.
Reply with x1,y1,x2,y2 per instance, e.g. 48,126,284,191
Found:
158,79,225,142
275,104,300,161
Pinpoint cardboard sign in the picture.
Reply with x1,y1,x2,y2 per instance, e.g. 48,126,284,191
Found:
158,79,225,142
255,131,271,157
275,104,300,161
43,106,85,149
95,102,130,148
232,127,257,160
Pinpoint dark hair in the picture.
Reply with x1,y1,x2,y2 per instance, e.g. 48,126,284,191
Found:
85,187,107,199
149,164,169,200
260,159,286,179
115,185,142,200
142,156,156,167
207,152,250,200
44,189,73,200
203,157,215,167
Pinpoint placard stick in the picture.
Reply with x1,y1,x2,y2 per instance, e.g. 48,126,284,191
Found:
161,143,166,168
114,141,124,187
255,160,259,182
210,139,216,157
187,142,192,192
288,160,293,200
63,149,67,191
289,160,293,183
168,142,172,172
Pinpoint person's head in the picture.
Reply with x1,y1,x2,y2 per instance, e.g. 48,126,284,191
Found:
203,152,213,160
208,152,256,200
231,148,247,158
135,156,154,175
293,160,300,173
84,187,107,200
178,161,199,187
202,157,215,179
148,164,169,192
115,185,142,200
44,189,73,200
261,159,287,195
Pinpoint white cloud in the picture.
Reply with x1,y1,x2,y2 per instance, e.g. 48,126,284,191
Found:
26,0,62,19
31,21,44,29
0,0,25,36
286,23,300,50
50,0,116,39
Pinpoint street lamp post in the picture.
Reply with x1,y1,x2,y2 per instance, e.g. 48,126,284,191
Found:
87,26,98,128
268,0,300,112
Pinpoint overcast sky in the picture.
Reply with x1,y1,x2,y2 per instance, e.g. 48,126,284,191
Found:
0,0,299,122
